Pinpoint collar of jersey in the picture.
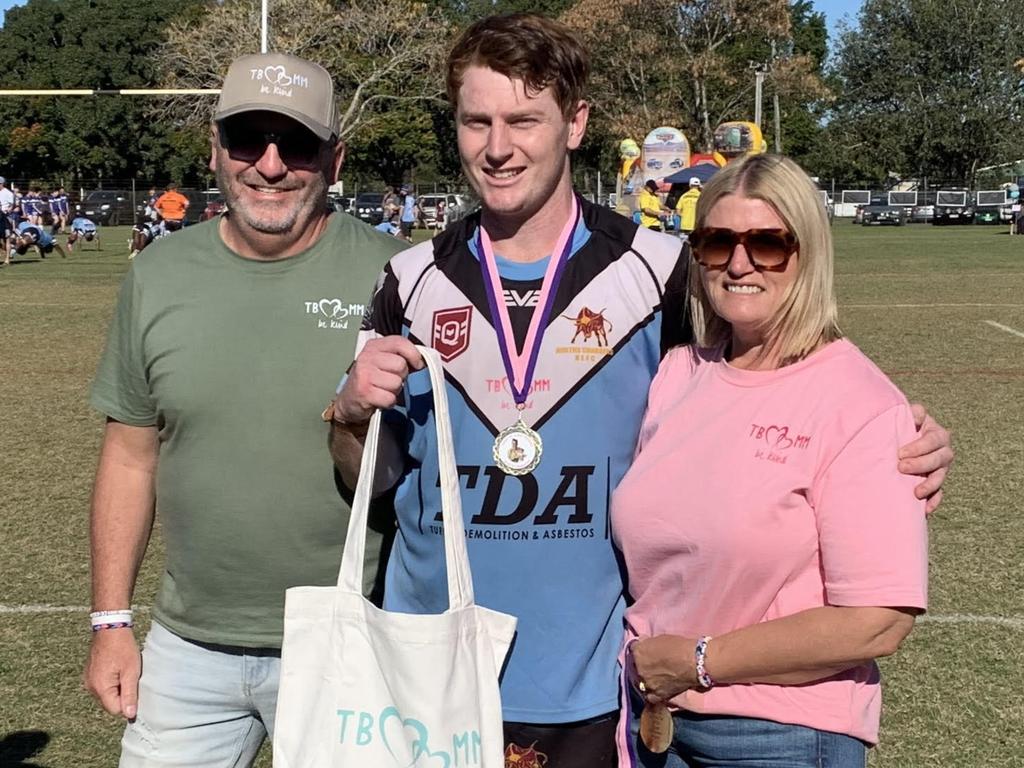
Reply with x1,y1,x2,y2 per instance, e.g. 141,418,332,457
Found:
466,214,591,282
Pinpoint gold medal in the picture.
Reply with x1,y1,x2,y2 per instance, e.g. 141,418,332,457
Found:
493,417,542,476
639,701,674,753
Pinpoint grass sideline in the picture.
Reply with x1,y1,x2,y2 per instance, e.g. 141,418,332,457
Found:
1,220,1022,767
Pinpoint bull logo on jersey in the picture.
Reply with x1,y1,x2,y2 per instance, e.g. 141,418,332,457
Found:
432,306,473,362
504,742,548,768
563,307,613,346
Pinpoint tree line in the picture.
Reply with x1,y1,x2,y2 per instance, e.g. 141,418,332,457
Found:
0,0,1020,189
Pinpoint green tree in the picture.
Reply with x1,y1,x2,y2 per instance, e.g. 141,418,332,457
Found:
0,0,209,185
561,0,826,174
813,0,1024,183
157,0,453,185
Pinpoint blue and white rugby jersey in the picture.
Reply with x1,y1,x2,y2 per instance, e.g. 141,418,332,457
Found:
71,217,97,233
358,197,689,723
21,193,38,217
17,221,53,248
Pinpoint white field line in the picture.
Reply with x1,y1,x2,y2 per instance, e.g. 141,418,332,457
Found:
0,604,149,614
985,320,1024,339
919,614,1024,630
845,303,1024,309
0,302,100,308
0,605,1021,629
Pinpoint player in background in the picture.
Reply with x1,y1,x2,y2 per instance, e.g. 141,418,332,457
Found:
68,215,100,252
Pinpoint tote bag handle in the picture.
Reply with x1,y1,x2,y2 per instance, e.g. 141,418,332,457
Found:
336,345,475,611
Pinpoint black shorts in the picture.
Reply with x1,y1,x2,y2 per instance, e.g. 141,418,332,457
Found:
503,713,617,768
400,220,414,237
164,219,184,232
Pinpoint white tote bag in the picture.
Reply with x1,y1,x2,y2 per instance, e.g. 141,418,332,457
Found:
273,346,517,768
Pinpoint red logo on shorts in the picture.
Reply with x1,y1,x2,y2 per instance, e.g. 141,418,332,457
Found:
505,742,548,768
432,306,473,362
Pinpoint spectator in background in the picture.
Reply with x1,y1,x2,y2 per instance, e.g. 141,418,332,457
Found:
11,184,24,225
382,185,399,220
399,184,417,240
675,176,702,237
0,177,13,261
435,198,447,231
53,186,70,232
154,182,190,232
23,187,41,225
144,187,159,222
374,210,402,238
638,179,669,231
0,176,14,224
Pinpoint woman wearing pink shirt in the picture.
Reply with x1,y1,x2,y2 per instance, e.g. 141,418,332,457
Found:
612,155,929,767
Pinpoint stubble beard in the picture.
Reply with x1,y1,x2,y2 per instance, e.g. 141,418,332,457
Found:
217,165,327,235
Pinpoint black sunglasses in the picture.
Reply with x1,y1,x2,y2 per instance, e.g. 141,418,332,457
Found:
218,119,327,170
689,227,798,272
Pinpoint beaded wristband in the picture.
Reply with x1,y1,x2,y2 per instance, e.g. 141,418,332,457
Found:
91,621,133,632
90,610,133,630
695,635,715,689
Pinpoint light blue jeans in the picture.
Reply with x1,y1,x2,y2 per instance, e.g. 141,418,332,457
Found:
625,690,867,768
119,622,281,768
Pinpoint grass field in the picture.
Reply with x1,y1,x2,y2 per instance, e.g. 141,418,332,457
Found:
1,221,1022,767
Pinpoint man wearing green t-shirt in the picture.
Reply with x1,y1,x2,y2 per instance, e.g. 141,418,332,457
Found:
83,52,405,767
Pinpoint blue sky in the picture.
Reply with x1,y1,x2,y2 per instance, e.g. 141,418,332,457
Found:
0,0,21,26
814,0,863,38
0,0,864,35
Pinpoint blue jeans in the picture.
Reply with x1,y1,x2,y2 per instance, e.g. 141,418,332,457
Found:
120,622,281,768
626,697,867,768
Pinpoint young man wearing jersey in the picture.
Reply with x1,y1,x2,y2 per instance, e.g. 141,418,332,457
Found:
328,14,953,766
12,220,66,259
67,215,99,252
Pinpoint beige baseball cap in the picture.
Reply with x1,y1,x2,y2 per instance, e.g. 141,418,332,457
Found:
214,52,338,141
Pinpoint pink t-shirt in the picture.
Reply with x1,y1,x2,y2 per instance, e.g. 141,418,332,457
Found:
612,339,928,748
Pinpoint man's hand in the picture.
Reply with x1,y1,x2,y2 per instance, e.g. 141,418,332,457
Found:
83,628,141,720
333,336,424,425
899,403,954,514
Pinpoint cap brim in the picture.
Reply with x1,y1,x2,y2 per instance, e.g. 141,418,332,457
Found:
214,103,335,142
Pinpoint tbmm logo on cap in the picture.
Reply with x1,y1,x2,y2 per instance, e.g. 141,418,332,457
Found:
248,65,310,98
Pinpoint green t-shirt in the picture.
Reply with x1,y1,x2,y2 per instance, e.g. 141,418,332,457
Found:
91,214,406,646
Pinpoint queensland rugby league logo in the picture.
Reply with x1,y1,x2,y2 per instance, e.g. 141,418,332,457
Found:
432,306,472,362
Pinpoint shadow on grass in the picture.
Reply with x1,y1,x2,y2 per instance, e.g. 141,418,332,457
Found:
0,730,51,767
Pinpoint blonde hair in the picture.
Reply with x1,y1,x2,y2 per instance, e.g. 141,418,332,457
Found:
689,154,842,366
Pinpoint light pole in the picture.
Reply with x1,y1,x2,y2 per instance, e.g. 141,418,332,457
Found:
261,0,269,53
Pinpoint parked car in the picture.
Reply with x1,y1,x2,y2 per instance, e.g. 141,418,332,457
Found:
933,191,974,225
417,193,469,229
353,192,385,225
78,189,133,226
909,204,935,223
328,193,352,214
933,205,974,224
173,189,222,224
860,200,907,226
973,207,1001,224
199,197,226,221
